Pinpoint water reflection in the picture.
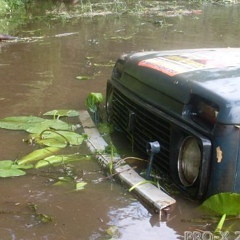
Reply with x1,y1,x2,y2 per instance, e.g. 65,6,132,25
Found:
106,201,178,240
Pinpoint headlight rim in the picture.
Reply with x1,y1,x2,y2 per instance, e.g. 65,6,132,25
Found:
177,136,202,187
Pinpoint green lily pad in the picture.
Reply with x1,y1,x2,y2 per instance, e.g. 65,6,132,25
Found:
36,213,53,223
35,155,71,168
35,154,91,168
201,192,240,215
85,92,103,112
26,119,72,133
0,116,43,131
0,160,14,169
0,116,72,133
106,225,119,237
41,130,86,146
0,160,32,177
17,147,60,165
43,109,80,119
31,130,86,148
12,163,33,170
34,136,68,148
75,181,87,191
0,168,26,177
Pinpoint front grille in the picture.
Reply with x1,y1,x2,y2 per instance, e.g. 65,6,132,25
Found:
112,88,171,173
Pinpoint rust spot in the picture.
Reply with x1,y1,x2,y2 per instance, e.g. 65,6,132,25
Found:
216,146,223,163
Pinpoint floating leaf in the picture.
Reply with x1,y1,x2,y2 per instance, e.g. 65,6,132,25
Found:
43,109,80,119
0,116,72,133
106,225,119,237
75,181,87,191
42,130,85,146
0,116,44,131
17,147,60,165
0,160,14,169
0,160,33,170
85,92,103,112
36,213,53,223
76,76,93,80
199,193,240,233
31,131,66,148
0,168,26,177
12,163,33,170
0,160,30,177
32,134,68,148
35,154,91,168
30,130,86,148
35,155,66,168
201,192,240,215
26,119,72,133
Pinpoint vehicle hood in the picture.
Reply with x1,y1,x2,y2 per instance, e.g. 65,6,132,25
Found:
120,48,240,124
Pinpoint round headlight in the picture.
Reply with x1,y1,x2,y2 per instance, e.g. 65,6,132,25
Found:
178,136,201,187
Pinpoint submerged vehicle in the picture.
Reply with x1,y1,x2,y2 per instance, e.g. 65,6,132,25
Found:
106,48,240,199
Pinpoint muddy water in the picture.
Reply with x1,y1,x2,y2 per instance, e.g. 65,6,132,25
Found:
1,2,240,240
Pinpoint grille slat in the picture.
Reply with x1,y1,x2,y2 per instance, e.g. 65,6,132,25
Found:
112,88,171,172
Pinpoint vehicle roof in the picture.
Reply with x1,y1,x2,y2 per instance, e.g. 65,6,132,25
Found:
121,48,240,124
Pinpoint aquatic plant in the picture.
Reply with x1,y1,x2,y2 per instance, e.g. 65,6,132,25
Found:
86,92,103,124
201,192,240,232
86,92,103,113
0,109,86,176
0,160,32,177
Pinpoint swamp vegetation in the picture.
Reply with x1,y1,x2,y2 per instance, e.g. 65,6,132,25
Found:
0,0,206,35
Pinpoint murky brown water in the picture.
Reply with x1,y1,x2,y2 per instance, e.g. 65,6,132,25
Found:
1,1,240,239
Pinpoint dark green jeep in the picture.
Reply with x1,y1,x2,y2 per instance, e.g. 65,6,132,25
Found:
106,48,240,199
